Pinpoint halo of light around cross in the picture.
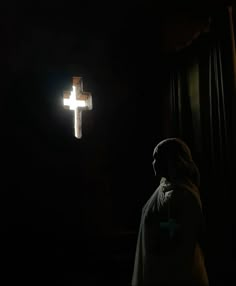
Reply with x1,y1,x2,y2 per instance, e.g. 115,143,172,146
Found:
63,86,87,109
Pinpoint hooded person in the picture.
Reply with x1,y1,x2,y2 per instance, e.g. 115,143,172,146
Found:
131,138,209,286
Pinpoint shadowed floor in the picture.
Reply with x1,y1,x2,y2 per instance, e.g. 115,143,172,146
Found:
2,228,136,285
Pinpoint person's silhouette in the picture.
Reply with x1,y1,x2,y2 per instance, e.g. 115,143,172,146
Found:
131,138,209,286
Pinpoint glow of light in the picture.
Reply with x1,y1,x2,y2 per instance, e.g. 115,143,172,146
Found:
63,86,87,110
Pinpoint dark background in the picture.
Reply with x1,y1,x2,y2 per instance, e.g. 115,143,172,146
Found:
0,0,234,285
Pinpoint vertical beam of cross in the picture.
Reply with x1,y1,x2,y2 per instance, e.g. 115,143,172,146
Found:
74,107,82,138
63,77,92,139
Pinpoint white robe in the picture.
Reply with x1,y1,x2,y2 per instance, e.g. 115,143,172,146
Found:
131,177,209,286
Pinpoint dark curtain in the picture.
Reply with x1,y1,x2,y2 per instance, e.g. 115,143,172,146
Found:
162,6,235,285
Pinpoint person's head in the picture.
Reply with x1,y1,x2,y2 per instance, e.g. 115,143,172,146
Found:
152,138,200,186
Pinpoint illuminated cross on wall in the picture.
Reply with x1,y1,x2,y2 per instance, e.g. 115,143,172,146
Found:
63,77,92,138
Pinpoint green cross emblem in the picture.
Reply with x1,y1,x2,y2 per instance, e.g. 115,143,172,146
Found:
160,218,180,238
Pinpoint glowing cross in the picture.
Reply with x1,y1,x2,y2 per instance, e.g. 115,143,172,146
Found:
63,77,92,138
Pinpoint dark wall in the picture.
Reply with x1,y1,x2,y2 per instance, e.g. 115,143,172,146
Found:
0,2,166,284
